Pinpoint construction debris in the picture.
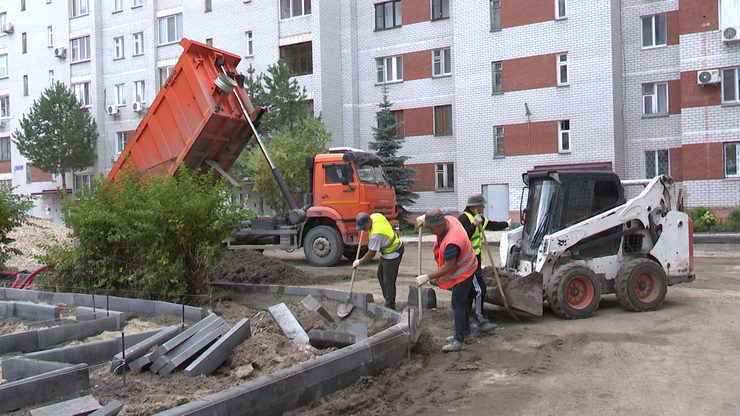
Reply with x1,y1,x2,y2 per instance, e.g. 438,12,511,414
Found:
184,317,251,377
301,295,335,323
29,395,101,416
268,302,309,344
308,329,356,349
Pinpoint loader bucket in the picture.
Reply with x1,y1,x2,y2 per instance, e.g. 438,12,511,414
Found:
483,269,544,317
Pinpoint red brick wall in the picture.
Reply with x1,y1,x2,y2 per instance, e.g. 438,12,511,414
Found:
28,165,52,182
503,53,557,93
403,50,432,81
403,0,430,25
408,163,436,192
668,79,682,115
681,142,725,180
503,120,559,156
0,161,9,174
670,147,683,181
404,106,434,137
501,0,553,29
679,0,718,35
666,10,680,45
680,71,722,108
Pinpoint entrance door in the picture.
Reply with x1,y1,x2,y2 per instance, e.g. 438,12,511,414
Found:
481,184,509,221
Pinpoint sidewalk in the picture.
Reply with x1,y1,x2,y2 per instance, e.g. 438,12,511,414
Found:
693,233,740,244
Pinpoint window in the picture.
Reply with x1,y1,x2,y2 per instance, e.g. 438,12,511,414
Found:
114,36,125,59
47,26,53,48
558,120,570,153
280,0,311,19
434,105,452,135
324,163,353,184
23,75,28,96
205,38,213,46
720,0,740,28
641,14,666,48
431,0,449,20
133,0,143,6
49,70,54,86
0,137,9,161
555,0,566,19
490,0,501,31
493,126,504,158
115,83,126,106
642,82,668,114
722,67,740,103
375,1,402,30
21,0,25,11
70,36,91,62
116,131,127,153
21,33,27,54
376,56,403,84
134,80,145,103
393,110,404,138
492,61,503,94
132,32,143,55
279,41,312,76
0,54,7,78
0,13,5,32
435,163,454,190
72,0,89,17
74,173,92,193
158,13,183,45
245,31,253,57
73,82,91,106
432,48,451,77
725,142,740,177
0,95,9,118
645,150,669,178
205,0,212,12
158,65,173,89
557,53,568,86
114,0,123,12
0,180,10,190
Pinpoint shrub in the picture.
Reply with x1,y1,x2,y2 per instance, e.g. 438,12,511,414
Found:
728,207,740,230
686,207,717,232
41,168,244,300
0,187,33,270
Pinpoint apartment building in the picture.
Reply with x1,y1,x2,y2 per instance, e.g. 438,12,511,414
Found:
1,0,738,224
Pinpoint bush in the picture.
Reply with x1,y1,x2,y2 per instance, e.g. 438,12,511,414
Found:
0,187,33,270
728,207,740,230
41,168,244,300
686,207,717,232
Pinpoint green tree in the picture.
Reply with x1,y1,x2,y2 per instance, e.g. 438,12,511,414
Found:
13,82,98,198
370,91,418,225
0,186,33,270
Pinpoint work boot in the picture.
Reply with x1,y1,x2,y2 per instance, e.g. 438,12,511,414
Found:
469,320,479,331
384,303,396,310
477,320,497,332
442,339,466,352
446,334,473,343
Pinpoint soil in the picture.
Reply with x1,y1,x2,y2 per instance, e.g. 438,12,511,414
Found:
210,249,350,285
4,217,70,272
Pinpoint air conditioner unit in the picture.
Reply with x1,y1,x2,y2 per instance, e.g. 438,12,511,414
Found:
697,69,721,85
106,105,119,115
54,47,66,59
722,26,740,42
2,23,13,34
131,101,144,112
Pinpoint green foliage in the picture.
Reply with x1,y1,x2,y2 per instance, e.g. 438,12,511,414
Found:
686,207,717,232
370,90,418,226
729,207,740,228
12,82,98,194
0,187,33,270
41,168,243,299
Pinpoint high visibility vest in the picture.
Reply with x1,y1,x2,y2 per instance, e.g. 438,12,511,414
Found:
462,211,488,255
432,216,478,290
369,213,402,255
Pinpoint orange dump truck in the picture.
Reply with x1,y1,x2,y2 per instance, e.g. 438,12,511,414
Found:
108,39,398,266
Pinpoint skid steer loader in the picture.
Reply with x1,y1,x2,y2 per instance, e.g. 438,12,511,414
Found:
485,170,695,319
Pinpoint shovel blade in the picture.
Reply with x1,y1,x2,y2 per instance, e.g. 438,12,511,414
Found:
337,303,354,319
485,269,544,317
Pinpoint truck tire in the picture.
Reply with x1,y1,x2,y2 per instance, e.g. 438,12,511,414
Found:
615,258,667,312
303,226,344,267
546,264,601,319
343,246,368,261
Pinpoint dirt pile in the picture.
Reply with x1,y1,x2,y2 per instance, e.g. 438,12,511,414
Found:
210,250,348,286
5,217,70,272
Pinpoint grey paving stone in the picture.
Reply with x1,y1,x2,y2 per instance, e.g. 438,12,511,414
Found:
127,352,153,372
300,295,334,323
268,303,309,344
406,285,437,309
184,318,251,377
0,300,16,317
158,323,229,376
0,364,89,413
30,394,100,416
2,358,71,382
0,330,38,354
110,324,182,374
3,288,40,302
366,303,402,321
336,323,368,341
26,328,162,365
14,302,59,321
89,400,123,416
153,317,225,367
149,314,218,364
75,306,126,329
37,316,118,349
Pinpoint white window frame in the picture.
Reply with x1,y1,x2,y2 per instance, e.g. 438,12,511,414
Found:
132,0,143,7
133,80,145,103
132,32,144,56
47,26,53,48
245,31,253,57
555,0,566,19
116,131,127,153
435,163,454,191
725,141,740,178
115,83,126,106
71,0,89,17
557,52,568,86
645,149,670,178
0,13,6,36
641,14,667,49
114,36,125,59
70,36,91,63
114,0,123,12
49,70,54,86
558,120,570,153
73,82,91,107
722,67,740,103
642,82,669,114
376,55,403,84
0,54,7,79
158,13,183,46
73,173,92,193
280,0,311,20
158,65,174,90
432,48,451,77
0,95,9,118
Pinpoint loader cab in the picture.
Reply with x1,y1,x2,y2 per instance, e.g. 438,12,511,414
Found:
520,170,625,259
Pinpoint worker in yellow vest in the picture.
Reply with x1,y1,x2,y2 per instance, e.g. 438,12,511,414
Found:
353,212,404,310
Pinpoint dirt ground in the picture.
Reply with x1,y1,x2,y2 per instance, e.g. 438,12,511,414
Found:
268,243,740,416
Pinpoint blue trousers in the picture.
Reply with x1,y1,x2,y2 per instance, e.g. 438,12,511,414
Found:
451,275,473,342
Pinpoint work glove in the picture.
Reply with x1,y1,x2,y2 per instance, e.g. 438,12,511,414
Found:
352,259,361,269
416,214,425,227
473,214,484,226
415,274,431,287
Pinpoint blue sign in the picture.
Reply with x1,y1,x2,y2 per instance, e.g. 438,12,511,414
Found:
13,165,23,171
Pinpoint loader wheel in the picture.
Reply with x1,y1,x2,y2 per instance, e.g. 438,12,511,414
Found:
546,264,601,319
303,225,344,267
615,258,667,312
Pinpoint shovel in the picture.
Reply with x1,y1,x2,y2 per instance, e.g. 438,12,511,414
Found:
338,230,364,319
417,225,423,320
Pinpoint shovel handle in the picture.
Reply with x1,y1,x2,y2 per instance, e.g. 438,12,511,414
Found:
347,230,364,297
417,226,423,320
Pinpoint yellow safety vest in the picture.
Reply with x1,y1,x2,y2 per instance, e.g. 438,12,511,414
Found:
369,213,402,255
463,211,488,255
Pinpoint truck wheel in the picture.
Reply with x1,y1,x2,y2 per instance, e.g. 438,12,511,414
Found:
303,226,344,267
546,264,601,319
615,258,667,312
343,246,368,261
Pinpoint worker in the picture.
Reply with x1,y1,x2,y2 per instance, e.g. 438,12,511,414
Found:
353,212,404,310
459,194,510,333
416,208,478,352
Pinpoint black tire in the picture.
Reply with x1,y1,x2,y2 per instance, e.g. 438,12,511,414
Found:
343,246,368,261
615,258,667,312
546,264,601,319
303,225,344,267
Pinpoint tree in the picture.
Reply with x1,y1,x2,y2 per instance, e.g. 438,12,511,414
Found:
13,82,98,197
0,186,33,270
370,90,418,225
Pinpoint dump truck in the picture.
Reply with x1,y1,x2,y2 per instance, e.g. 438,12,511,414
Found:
108,38,397,267
485,170,695,319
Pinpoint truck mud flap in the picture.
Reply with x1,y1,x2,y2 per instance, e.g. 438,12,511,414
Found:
483,269,544,317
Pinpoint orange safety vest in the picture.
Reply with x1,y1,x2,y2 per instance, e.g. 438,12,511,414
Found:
432,216,478,290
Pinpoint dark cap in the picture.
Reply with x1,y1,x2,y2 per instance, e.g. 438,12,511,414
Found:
424,208,446,227
356,212,370,230
466,193,487,207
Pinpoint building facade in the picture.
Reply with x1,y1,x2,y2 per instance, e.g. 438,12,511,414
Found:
0,0,738,224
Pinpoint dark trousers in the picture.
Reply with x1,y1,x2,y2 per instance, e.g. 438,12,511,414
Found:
377,244,404,308
469,253,488,322
451,276,473,342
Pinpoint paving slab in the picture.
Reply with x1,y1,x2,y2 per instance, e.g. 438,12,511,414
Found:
149,314,218,364
37,316,118,348
0,329,38,353
111,324,182,374
406,285,437,309
184,318,251,377
0,364,89,413
89,400,123,416
30,394,101,416
336,323,368,341
308,329,356,349
26,328,162,364
268,303,309,344
366,303,402,321
75,306,126,329
0,300,15,317
2,288,41,303
14,302,60,321
2,358,71,382
150,317,225,373
127,352,154,372
300,295,334,323
158,323,229,376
